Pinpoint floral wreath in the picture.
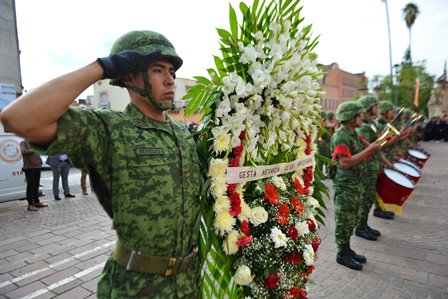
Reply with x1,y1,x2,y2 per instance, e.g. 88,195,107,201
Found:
184,0,327,298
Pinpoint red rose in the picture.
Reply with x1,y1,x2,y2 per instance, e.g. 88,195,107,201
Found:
307,265,315,276
240,220,250,236
307,219,316,231
287,225,298,240
265,272,279,289
312,235,321,252
264,183,280,205
287,286,307,299
285,252,302,264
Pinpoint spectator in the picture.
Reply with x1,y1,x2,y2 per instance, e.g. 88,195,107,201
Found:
20,140,48,211
46,155,75,200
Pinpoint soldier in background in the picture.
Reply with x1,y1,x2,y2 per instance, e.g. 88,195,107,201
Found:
355,95,382,241
373,101,396,220
1,30,202,298
330,101,381,270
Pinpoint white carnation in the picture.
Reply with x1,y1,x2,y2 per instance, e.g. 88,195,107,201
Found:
234,265,253,285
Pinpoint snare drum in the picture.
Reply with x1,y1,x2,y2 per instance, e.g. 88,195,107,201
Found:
393,162,421,183
405,149,429,168
398,158,421,173
376,169,415,215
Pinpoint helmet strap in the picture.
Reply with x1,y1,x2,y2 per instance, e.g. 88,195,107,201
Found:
126,71,174,112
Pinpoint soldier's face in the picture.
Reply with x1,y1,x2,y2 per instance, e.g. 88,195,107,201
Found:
146,59,176,104
370,104,379,116
354,114,362,127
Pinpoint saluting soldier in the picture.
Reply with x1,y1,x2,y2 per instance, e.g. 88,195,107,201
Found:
330,101,380,270
1,30,203,298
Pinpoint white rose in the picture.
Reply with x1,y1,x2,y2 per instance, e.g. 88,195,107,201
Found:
250,206,268,226
234,265,253,285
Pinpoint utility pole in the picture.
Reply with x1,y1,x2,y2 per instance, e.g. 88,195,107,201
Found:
382,0,395,104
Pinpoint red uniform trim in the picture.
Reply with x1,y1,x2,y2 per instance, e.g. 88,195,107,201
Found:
333,144,351,161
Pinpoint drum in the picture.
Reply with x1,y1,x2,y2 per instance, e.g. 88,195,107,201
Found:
393,162,421,183
398,158,421,173
405,149,429,168
376,169,415,215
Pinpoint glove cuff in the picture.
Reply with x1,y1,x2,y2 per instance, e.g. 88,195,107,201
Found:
96,57,117,79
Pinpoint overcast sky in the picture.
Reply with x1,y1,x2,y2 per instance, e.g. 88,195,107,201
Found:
15,0,448,98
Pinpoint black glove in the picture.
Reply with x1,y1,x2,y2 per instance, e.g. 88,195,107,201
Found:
96,50,161,79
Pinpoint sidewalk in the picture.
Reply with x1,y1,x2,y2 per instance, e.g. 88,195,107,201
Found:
309,141,448,299
0,142,447,298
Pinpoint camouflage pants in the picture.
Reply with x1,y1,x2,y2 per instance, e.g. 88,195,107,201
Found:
333,174,363,251
358,171,379,228
97,256,201,299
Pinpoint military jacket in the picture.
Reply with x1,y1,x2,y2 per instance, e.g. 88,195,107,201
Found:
356,118,381,172
330,124,367,173
38,104,202,258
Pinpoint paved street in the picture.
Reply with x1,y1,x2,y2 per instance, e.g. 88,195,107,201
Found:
0,141,447,298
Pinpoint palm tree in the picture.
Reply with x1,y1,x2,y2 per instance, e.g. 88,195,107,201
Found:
402,3,420,64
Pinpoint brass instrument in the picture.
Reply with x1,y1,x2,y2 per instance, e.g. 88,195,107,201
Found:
378,123,400,147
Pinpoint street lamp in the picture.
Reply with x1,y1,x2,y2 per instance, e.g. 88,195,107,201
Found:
382,0,395,103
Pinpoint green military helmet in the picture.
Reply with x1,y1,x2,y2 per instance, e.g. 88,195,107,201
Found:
378,100,394,115
326,111,335,119
357,94,379,112
109,30,183,87
336,101,364,121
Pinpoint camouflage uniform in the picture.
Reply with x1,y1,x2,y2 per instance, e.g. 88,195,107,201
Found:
40,104,202,298
355,95,381,239
331,124,367,250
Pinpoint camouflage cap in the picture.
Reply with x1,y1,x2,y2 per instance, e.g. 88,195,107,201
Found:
326,111,335,119
378,100,394,115
357,94,379,112
336,101,364,121
109,30,183,86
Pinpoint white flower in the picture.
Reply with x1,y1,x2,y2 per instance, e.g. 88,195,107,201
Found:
223,230,239,255
271,176,286,191
238,200,252,222
213,133,231,154
234,265,253,285
270,227,288,248
208,158,228,177
250,206,268,226
239,44,258,64
214,211,236,236
212,175,227,198
307,197,320,209
295,221,310,236
214,196,231,213
303,244,315,266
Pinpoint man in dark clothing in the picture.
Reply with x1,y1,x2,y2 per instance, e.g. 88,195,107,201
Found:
20,140,48,211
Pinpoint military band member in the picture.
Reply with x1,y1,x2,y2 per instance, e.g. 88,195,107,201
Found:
373,101,396,219
330,101,381,270
355,95,382,241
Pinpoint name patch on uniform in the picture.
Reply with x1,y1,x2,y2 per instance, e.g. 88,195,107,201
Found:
136,148,164,156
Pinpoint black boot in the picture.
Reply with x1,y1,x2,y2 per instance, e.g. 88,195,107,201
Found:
336,245,363,270
367,225,381,237
355,226,378,241
349,247,366,263
373,208,394,220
